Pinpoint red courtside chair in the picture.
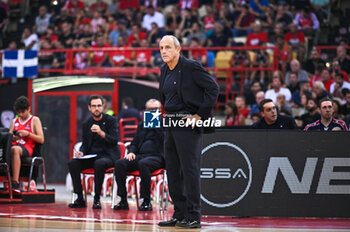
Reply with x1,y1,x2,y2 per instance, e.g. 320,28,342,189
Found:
119,118,138,143
127,168,169,211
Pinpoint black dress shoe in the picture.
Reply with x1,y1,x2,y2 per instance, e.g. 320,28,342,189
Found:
176,219,201,228
138,201,152,211
68,199,86,208
158,218,179,227
113,201,129,210
11,181,20,190
92,199,101,209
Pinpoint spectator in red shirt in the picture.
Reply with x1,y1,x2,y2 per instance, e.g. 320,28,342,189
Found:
40,25,58,43
232,4,255,37
246,22,268,47
89,0,108,13
74,9,91,34
128,24,147,47
235,95,250,125
275,34,292,77
105,15,117,33
202,4,215,35
119,0,140,11
63,0,85,16
188,37,207,66
320,68,334,93
309,64,325,88
135,39,152,66
109,36,135,68
88,34,111,67
224,101,241,127
135,39,158,81
294,7,320,45
284,23,305,62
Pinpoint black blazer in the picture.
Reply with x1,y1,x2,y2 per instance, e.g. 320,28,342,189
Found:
128,122,164,157
80,113,121,162
159,56,219,120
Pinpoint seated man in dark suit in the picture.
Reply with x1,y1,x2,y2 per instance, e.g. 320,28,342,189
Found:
68,95,121,209
113,99,164,211
252,98,298,129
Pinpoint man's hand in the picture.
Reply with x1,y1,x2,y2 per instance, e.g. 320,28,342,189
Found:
125,153,136,161
75,151,83,158
16,130,30,138
91,124,105,137
182,114,201,129
12,134,20,140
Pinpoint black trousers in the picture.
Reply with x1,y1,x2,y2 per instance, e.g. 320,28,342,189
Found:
164,127,202,222
68,156,114,200
114,155,164,201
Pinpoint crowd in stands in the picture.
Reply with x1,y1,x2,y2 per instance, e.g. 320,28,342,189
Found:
0,0,350,129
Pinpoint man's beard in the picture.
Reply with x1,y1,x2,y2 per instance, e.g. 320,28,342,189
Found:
307,106,316,112
93,111,102,118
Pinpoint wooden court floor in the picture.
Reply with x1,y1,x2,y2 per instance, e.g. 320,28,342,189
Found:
0,200,350,232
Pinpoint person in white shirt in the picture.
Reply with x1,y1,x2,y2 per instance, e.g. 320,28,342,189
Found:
265,71,292,103
35,6,51,36
21,27,39,50
142,5,164,32
330,72,350,99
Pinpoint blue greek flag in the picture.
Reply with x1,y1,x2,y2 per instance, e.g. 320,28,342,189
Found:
2,50,38,78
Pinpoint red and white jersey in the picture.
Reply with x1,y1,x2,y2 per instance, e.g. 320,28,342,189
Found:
12,116,35,156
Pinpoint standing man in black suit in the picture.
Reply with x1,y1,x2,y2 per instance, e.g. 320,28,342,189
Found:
158,35,219,229
68,95,120,209
113,99,164,211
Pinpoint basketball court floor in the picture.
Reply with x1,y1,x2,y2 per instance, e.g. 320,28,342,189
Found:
0,184,349,232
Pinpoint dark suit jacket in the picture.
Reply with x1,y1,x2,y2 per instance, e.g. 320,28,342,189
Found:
128,122,164,157
159,56,219,120
80,113,121,162
117,107,141,123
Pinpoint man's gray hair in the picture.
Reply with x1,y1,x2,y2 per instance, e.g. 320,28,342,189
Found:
161,35,180,48
145,98,161,108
